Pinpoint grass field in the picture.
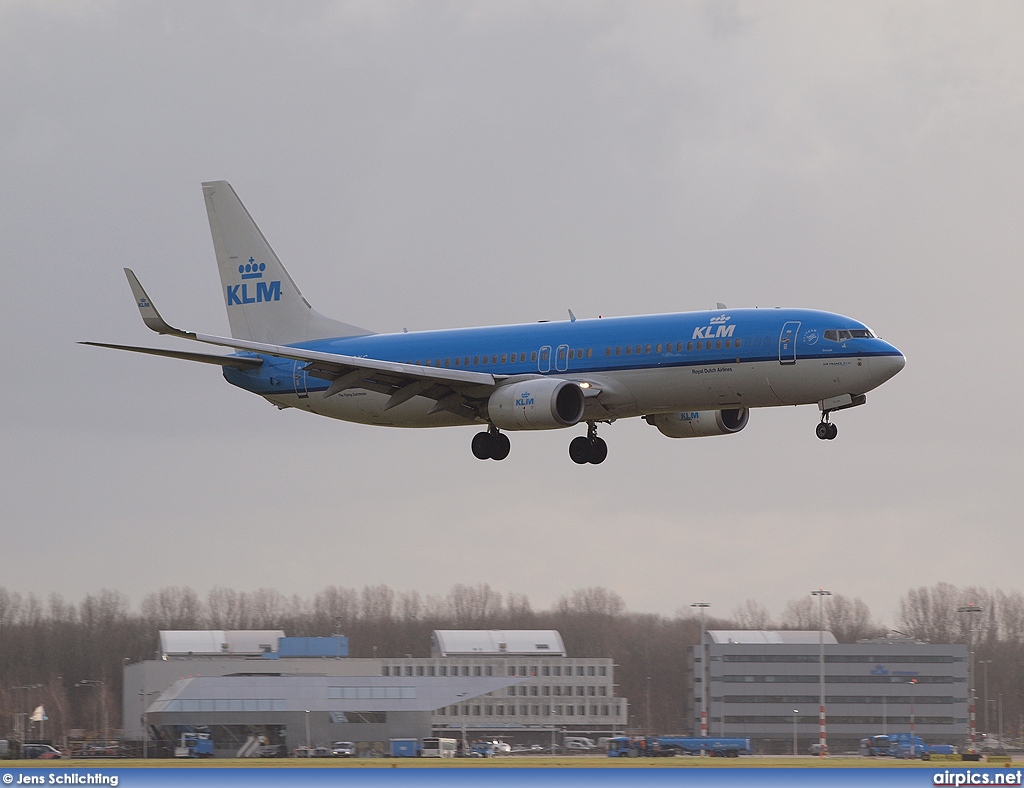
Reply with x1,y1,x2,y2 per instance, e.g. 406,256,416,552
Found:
9,756,992,769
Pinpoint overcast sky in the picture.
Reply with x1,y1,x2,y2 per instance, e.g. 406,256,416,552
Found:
2,2,1022,627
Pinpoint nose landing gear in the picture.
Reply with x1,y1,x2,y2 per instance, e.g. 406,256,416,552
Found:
472,427,511,460
569,422,608,465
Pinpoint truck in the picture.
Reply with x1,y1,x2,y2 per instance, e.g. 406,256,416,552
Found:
174,732,214,758
860,733,955,759
389,738,419,757
607,736,752,757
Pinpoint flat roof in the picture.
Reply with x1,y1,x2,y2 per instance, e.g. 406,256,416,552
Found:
708,630,838,645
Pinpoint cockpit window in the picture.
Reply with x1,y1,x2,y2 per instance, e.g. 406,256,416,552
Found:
824,328,874,342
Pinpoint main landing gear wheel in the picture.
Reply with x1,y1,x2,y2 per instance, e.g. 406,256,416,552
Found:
569,424,608,465
472,430,511,461
815,421,838,441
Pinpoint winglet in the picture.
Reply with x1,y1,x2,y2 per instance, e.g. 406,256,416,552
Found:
124,268,191,337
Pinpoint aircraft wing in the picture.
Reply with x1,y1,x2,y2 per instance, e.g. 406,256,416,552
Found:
116,269,499,420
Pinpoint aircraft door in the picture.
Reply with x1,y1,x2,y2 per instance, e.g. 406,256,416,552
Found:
292,360,309,398
779,321,800,365
555,344,569,372
538,346,551,373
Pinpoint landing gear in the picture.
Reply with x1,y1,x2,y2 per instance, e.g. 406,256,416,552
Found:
569,423,608,465
472,428,511,461
816,416,838,441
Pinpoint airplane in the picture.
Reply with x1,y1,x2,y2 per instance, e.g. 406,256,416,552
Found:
83,181,906,464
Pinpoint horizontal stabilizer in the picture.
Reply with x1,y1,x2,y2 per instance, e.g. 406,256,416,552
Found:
80,342,263,370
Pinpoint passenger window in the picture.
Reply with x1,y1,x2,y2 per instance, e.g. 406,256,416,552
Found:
501,354,507,363
541,348,549,360
482,356,488,365
577,348,583,358
656,344,663,353
605,347,612,356
465,357,470,365
445,358,451,366
436,359,442,367
635,345,642,354
725,339,731,349
492,355,498,363
615,347,621,356
568,349,575,360
454,358,460,366
645,344,651,354
474,356,480,365
715,340,722,349
686,342,693,351
530,351,537,362
586,348,593,358
735,339,741,348
696,341,703,351
625,346,631,355
754,337,761,347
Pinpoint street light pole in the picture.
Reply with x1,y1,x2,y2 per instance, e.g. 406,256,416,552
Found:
957,604,982,748
979,659,992,735
793,710,799,757
811,589,832,757
645,676,652,733
690,601,710,750
75,680,105,741
909,679,917,756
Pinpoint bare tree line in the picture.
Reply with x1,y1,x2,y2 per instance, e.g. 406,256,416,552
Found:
1,582,1023,741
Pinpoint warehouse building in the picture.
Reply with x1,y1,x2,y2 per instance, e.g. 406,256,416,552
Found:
688,630,968,753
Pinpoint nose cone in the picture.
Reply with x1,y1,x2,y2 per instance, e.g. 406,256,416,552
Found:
874,344,906,385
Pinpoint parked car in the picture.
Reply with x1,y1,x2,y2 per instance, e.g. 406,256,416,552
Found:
23,744,63,759
331,741,355,757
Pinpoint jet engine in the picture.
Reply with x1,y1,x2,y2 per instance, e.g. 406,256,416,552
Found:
488,379,586,430
646,408,749,439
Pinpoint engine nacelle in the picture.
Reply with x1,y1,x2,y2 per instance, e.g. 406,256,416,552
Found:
488,378,586,431
646,408,749,439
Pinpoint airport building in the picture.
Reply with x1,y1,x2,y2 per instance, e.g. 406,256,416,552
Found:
124,629,627,755
687,630,969,753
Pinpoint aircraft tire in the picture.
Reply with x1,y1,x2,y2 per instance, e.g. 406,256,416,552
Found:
826,423,838,440
491,433,511,461
815,422,830,440
472,432,494,460
588,437,608,464
569,436,591,464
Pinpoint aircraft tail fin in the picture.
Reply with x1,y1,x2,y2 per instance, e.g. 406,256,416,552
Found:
202,180,371,344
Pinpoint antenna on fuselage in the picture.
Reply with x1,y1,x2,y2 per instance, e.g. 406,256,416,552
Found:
568,309,577,323
716,302,727,310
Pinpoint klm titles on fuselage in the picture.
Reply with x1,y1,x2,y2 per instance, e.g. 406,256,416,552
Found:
226,258,281,306
692,321,736,340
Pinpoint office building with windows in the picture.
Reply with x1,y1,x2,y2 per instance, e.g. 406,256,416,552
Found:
124,628,627,755
688,630,968,753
